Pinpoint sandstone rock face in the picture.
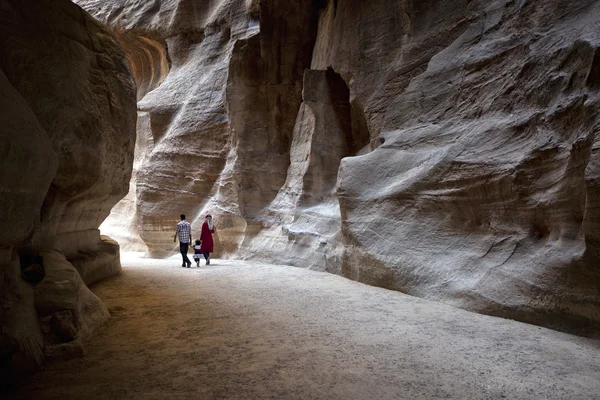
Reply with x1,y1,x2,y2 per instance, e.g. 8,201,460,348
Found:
81,0,600,335
0,250,43,381
0,0,136,376
0,61,55,383
78,0,318,258
35,251,110,353
332,0,600,334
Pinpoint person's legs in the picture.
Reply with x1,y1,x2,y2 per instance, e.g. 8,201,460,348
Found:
184,243,192,267
180,242,186,267
203,252,210,265
180,242,191,267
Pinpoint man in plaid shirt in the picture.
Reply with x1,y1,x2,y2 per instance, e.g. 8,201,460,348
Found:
174,214,192,268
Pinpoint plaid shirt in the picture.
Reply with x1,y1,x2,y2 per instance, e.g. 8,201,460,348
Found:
176,220,192,243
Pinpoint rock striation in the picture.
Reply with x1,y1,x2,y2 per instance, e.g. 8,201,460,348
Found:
0,0,136,379
80,0,600,336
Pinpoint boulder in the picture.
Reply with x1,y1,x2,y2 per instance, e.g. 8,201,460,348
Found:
35,251,110,346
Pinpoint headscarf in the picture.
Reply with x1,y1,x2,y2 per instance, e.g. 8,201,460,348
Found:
205,214,213,230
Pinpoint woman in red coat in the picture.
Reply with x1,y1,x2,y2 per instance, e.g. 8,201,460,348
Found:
199,214,215,265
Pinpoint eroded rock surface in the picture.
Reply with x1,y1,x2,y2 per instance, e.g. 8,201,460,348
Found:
81,0,600,335
0,0,136,377
333,0,600,333
35,251,110,360
79,0,318,258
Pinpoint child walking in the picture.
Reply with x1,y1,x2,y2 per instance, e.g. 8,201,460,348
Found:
193,239,202,267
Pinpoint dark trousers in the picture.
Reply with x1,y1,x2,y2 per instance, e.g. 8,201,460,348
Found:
180,242,191,266
203,252,210,260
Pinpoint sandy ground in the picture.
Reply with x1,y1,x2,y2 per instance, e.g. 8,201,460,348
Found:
12,253,600,400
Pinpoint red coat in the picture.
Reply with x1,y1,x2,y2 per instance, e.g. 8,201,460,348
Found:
200,221,214,253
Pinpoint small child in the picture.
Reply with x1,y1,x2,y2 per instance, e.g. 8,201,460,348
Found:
193,239,202,267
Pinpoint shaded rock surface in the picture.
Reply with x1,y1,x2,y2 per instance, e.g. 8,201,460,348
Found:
0,0,136,377
50,311,78,343
35,251,110,349
80,0,600,335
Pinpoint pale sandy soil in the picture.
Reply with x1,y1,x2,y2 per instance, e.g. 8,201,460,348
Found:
13,253,600,399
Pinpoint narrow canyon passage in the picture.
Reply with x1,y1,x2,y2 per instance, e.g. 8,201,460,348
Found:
3,0,600,395
14,254,600,400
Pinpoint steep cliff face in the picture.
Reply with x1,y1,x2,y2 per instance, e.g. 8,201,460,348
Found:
81,0,600,335
330,0,600,332
0,0,136,378
78,0,318,257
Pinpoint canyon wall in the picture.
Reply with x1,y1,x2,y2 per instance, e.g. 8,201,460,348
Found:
80,0,600,335
0,0,136,379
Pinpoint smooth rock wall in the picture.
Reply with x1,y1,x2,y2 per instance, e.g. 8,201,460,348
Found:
0,0,136,377
78,0,256,256
79,0,318,257
332,0,600,333
80,0,600,335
